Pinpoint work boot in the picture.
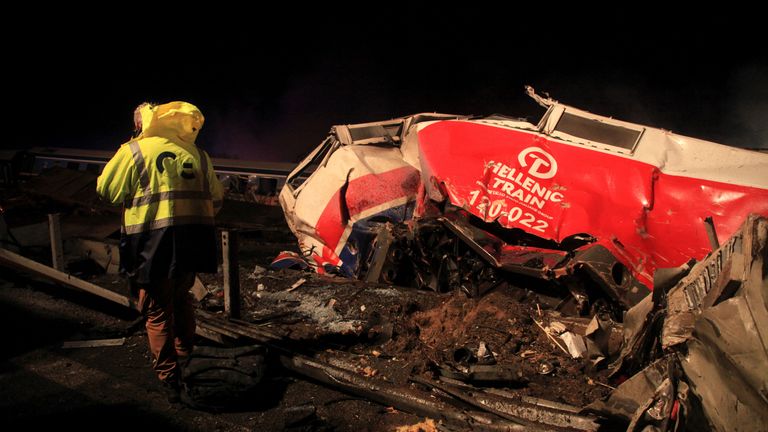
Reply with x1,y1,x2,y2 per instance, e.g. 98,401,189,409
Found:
160,377,181,403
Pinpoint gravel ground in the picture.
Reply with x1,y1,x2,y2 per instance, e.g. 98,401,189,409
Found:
0,274,423,431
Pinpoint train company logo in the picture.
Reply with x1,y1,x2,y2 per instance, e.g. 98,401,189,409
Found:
518,147,557,179
156,152,196,179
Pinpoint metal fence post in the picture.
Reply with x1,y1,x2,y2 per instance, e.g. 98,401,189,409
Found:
221,229,241,319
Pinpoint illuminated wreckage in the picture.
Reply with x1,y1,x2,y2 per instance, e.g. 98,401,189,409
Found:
273,89,768,429
275,88,768,314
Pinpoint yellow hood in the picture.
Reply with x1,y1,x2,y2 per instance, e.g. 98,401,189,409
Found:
137,101,204,145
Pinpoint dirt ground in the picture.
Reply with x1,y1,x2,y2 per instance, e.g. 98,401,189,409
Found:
0,274,425,431
216,266,613,408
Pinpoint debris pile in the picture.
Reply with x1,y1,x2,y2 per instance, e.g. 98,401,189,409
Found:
196,214,766,430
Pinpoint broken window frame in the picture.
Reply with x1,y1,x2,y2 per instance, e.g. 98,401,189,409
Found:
343,115,465,147
345,119,405,146
284,136,338,195
539,105,645,155
284,118,415,196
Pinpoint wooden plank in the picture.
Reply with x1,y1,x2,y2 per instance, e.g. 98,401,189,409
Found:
196,312,281,343
195,324,226,344
0,247,133,309
221,230,241,319
62,338,126,348
195,318,242,339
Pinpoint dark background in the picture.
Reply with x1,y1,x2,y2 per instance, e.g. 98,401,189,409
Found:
5,6,767,162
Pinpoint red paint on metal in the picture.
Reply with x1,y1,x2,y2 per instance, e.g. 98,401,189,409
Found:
417,121,768,288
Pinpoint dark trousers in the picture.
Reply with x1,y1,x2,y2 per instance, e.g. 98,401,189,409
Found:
136,273,196,383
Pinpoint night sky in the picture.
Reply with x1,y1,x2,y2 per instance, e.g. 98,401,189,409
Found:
7,7,767,162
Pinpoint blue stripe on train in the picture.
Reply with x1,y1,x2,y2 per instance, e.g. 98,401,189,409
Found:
335,202,415,277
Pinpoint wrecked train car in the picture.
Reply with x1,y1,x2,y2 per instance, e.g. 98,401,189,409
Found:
279,90,768,309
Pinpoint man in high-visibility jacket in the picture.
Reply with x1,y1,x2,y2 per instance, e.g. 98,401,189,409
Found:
97,101,223,401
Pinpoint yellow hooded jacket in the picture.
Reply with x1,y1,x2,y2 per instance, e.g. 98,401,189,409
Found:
97,102,223,234
96,102,223,282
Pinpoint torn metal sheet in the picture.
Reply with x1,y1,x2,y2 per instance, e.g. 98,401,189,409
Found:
662,219,745,348
603,215,768,431
675,215,768,431
587,357,674,423
279,90,768,299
